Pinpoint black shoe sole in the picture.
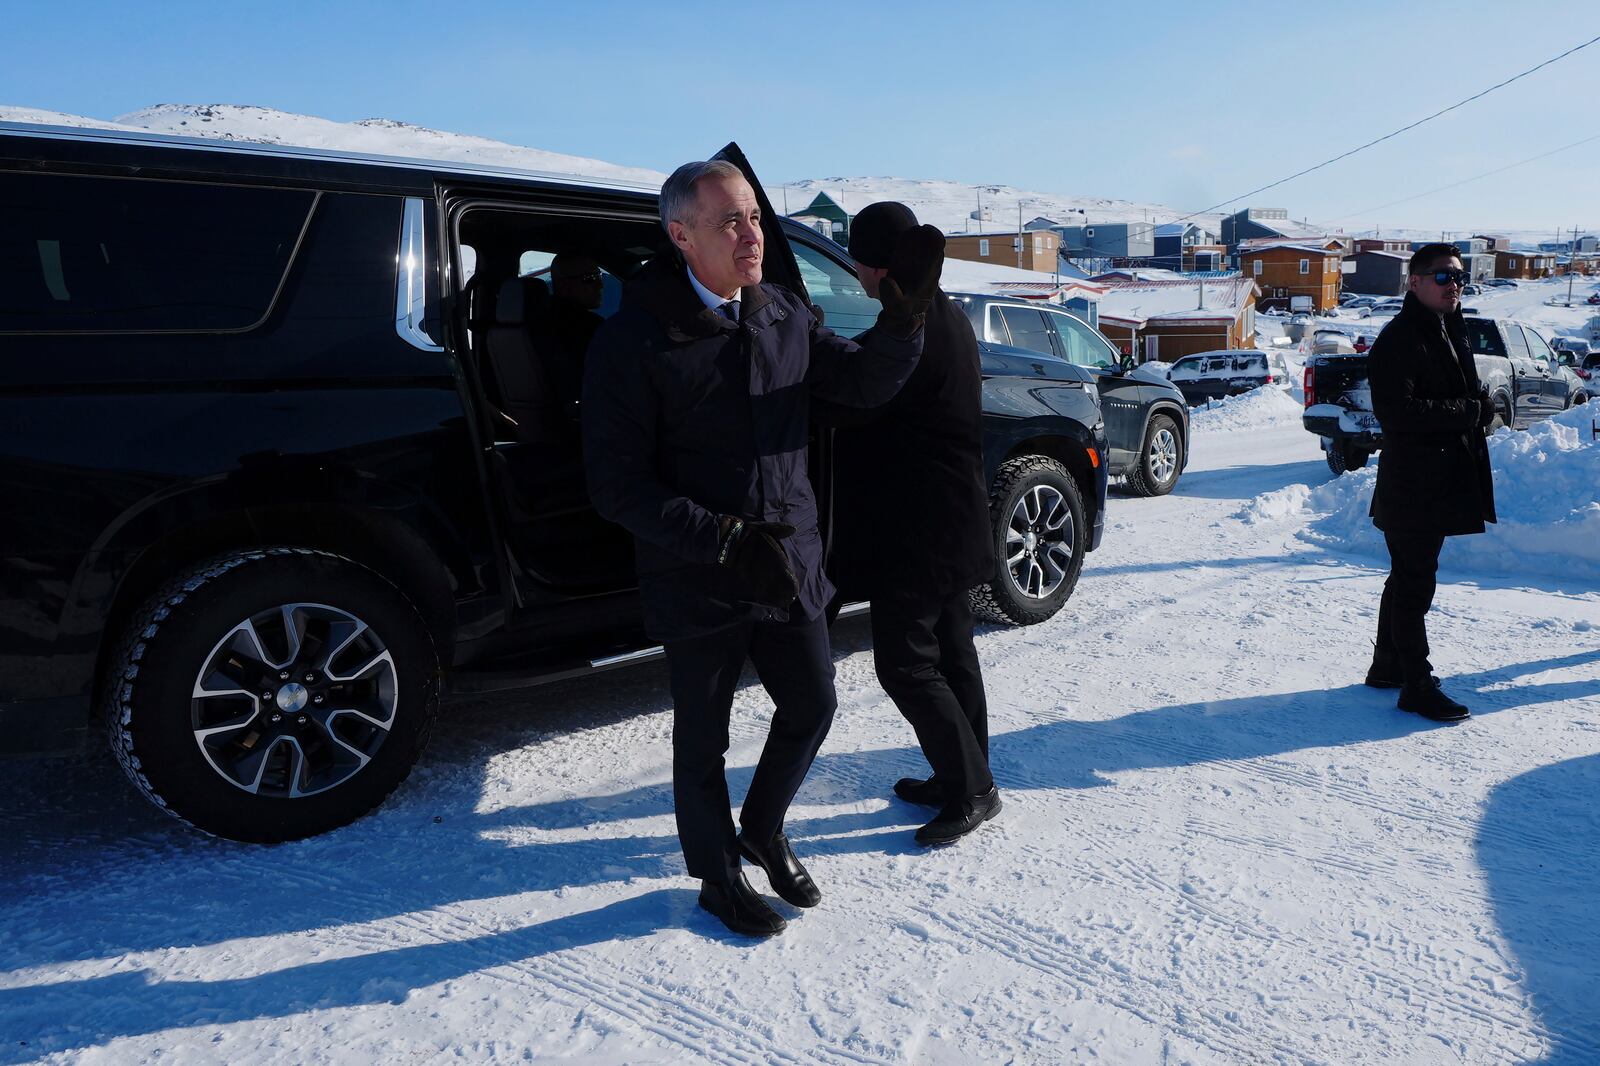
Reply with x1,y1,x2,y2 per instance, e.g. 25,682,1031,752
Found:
1399,706,1470,722
1364,675,1403,690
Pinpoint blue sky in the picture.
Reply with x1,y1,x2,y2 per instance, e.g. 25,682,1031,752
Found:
4,0,1597,233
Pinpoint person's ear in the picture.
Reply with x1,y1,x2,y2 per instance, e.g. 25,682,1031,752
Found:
667,220,691,253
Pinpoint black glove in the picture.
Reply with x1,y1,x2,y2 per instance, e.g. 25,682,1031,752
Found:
876,224,946,339
1477,390,1496,430
717,517,798,608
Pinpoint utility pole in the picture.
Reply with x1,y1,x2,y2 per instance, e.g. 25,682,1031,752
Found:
1569,223,1579,306
1017,199,1024,270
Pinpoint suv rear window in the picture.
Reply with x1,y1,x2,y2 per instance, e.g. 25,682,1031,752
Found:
1463,318,1507,357
0,172,315,333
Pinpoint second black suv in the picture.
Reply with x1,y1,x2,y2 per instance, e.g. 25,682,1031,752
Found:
0,122,1107,842
947,294,1191,496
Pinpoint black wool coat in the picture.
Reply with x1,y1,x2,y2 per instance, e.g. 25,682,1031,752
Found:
582,256,922,641
1368,292,1497,537
817,291,994,602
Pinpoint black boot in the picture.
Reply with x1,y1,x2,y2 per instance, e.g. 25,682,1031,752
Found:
1364,641,1404,689
915,787,1002,846
1397,677,1470,722
698,871,787,937
737,831,822,908
893,776,952,808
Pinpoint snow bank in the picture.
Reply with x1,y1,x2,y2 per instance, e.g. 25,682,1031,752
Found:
1188,385,1303,434
1234,483,1312,524
1298,404,1600,583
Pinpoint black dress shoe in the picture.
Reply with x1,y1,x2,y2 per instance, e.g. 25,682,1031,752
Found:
1397,677,1470,722
893,776,952,808
698,872,786,937
737,830,821,908
915,786,1002,846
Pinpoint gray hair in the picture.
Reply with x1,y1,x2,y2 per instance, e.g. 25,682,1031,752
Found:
659,159,746,233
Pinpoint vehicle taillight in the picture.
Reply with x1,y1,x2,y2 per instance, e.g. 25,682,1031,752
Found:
1303,366,1315,408
1578,368,1592,380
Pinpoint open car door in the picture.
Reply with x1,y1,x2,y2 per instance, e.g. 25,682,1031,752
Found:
712,142,809,306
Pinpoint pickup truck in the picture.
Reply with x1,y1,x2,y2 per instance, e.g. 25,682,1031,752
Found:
1303,316,1577,474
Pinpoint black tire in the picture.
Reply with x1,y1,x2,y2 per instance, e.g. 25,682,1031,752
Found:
970,455,1086,626
1125,413,1184,497
104,547,440,843
1326,442,1350,476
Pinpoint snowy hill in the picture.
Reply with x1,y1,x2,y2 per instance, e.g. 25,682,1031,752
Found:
0,103,1558,245
769,175,1215,236
1,103,668,186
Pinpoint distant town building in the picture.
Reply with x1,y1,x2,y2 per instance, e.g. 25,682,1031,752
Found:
1343,250,1410,296
1240,242,1343,310
1053,221,1157,259
944,229,1062,273
787,191,851,244
1094,275,1260,362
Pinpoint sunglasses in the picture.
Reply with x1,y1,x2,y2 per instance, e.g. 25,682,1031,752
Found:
1425,268,1470,287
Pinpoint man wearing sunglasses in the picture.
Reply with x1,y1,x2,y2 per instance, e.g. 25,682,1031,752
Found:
1364,243,1496,722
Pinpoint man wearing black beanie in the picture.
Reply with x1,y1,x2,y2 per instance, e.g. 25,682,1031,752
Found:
824,201,1001,844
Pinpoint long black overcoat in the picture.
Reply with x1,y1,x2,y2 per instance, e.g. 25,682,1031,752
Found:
818,291,994,601
1368,293,1497,537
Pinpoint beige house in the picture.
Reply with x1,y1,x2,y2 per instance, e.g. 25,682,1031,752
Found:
945,230,1060,273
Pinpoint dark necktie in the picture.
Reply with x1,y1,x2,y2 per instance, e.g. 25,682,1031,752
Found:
719,301,739,323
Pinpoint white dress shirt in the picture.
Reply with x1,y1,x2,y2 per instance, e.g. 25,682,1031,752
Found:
687,268,740,322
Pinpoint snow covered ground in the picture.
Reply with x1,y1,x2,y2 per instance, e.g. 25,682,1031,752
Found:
4,389,1598,1064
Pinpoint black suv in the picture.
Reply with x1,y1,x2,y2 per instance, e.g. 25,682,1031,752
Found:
0,122,1107,841
947,294,1190,496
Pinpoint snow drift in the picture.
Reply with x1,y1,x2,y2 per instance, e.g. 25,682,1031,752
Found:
1292,404,1600,583
1188,385,1303,435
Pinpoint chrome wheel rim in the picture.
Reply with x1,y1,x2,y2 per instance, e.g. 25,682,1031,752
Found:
190,603,398,798
1005,485,1075,600
1148,428,1178,485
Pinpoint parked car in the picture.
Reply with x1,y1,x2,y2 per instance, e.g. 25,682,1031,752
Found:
1583,353,1600,400
1587,291,1600,305
1303,314,1578,474
1360,297,1406,318
946,293,1190,498
0,121,1111,841
1353,334,1374,354
1342,296,1379,310
1482,278,1518,289
1461,283,1480,296
1164,350,1274,405
1551,336,1592,359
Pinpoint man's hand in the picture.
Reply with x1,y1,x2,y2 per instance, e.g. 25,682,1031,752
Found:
717,517,798,608
1477,389,1497,430
876,225,945,339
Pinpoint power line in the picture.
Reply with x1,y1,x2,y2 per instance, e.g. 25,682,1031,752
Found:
1329,131,1600,223
1165,32,1600,227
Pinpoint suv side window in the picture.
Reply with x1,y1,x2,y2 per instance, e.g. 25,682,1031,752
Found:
996,305,1053,356
0,171,315,333
1046,311,1115,369
789,239,879,338
1503,323,1532,362
1522,326,1556,363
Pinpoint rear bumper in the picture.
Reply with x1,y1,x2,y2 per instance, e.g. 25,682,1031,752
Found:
1304,412,1383,448
0,697,88,757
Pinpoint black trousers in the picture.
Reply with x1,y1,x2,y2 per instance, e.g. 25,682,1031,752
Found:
662,611,836,884
870,588,993,798
1377,531,1446,684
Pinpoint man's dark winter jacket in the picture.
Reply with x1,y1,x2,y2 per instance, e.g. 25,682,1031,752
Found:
1368,292,1497,537
818,291,994,601
582,256,922,640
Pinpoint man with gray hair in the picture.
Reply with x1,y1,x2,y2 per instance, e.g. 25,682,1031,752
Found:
583,157,944,936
